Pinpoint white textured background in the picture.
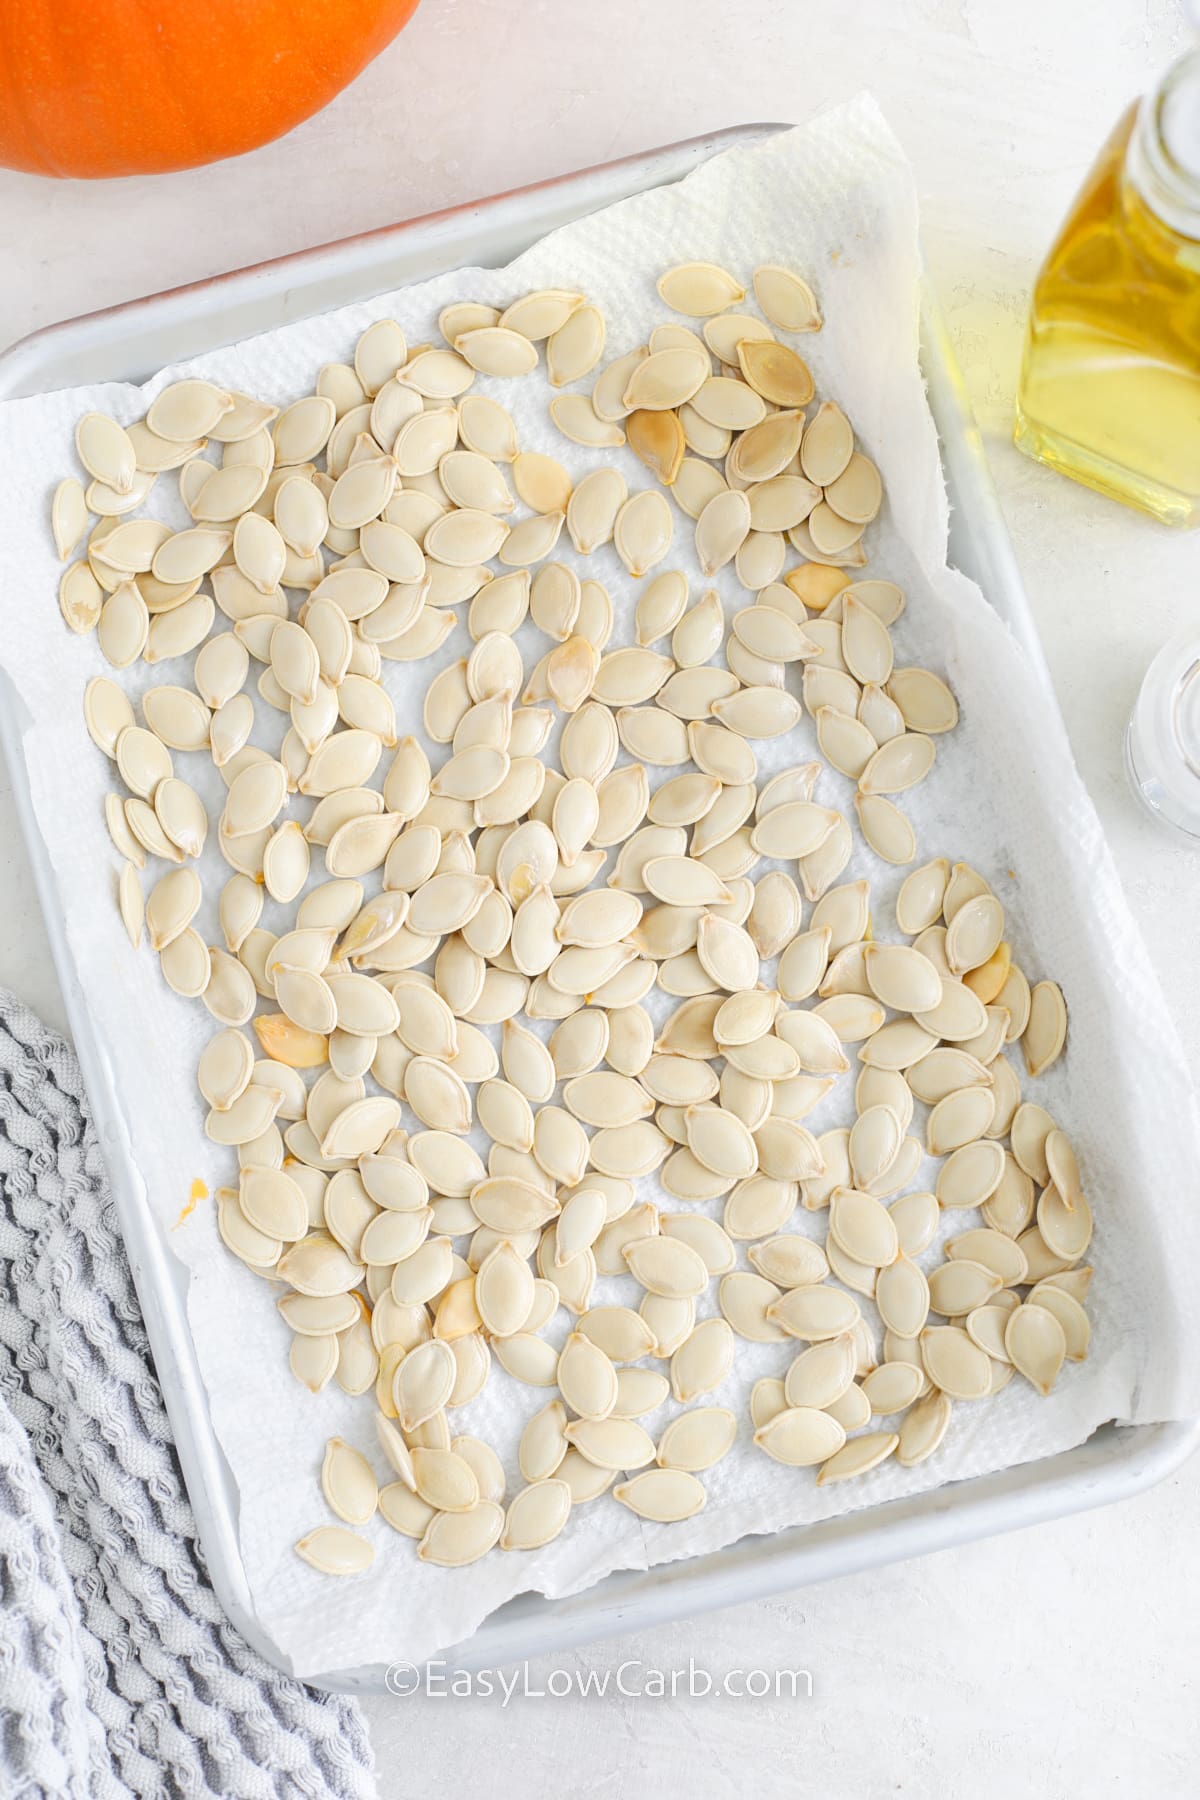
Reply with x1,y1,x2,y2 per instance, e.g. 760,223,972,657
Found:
1,1,1198,1793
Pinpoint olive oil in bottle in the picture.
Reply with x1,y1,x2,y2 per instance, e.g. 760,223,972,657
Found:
1015,50,1200,526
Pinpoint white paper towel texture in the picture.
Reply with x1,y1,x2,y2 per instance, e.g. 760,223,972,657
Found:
1,98,1198,1677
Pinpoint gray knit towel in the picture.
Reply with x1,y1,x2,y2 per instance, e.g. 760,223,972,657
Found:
0,991,377,1800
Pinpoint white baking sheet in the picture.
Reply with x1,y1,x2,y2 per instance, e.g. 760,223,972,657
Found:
0,96,1197,1678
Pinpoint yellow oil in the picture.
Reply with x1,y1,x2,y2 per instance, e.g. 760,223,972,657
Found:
1015,103,1200,527
174,1177,208,1229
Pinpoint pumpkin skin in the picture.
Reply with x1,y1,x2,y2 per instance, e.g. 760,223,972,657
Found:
0,0,421,178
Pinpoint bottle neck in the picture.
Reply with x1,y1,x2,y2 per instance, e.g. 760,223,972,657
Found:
1126,48,1200,241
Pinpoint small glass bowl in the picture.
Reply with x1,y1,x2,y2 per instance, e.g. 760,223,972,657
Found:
1126,628,1200,838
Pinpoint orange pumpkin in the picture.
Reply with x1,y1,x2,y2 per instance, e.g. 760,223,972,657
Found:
0,0,421,178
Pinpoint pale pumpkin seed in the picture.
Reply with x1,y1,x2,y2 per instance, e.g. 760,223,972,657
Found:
1023,980,1068,1077
755,1406,845,1467
547,305,606,386
294,1525,373,1576
753,265,822,331
896,1391,953,1467
498,1476,573,1552
920,1326,991,1400
1005,1303,1067,1395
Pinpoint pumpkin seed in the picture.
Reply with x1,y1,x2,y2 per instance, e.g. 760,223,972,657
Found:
737,339,814,408
1004,1302,1067,1396
752,264,822,331
858,732,936,797
546,392,626,449
557,1331,618,1420
495,1478,573,1556
928,1258,1002,1317
830,1185,899,1268
927,1086,995,1156
294,1525,373,1576
622,347,709,412
1024,980,1068,1077
622,1233,708,1299
783,1334,857,1410
854,793,915,865
76,412,138,493
896,1391,953,1467
609,1466,704,1521
547,305,606,385
872,1252,930,1338
693,488,751,576
417,1500,504,1567
720,1270,788,1343
1028,1284,1090,1360
654,261,743,315
320,1437,378,1527
920,1326,991,1400
937,1140,1007,1209
612,489,673,579
887,666,959,734
825,452,883,525
660,1318,729,1405
818,1382,868,1432
815,1430,898,1485
712,686,801,739
563,1416,655,1473
743,1224,826,1285
648,1407,733,1473
598,1369,664,1424
753,1403,846,1466
944,894,1004,976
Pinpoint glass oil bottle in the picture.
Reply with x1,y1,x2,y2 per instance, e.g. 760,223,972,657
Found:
1015,49,1200,526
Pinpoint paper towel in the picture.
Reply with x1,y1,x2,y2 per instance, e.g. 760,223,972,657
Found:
0,97,1198,1678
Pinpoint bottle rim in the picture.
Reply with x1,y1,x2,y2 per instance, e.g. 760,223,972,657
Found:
1128,47,1200,238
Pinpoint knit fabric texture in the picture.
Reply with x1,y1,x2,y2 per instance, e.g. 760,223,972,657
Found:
0,991,377,1799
